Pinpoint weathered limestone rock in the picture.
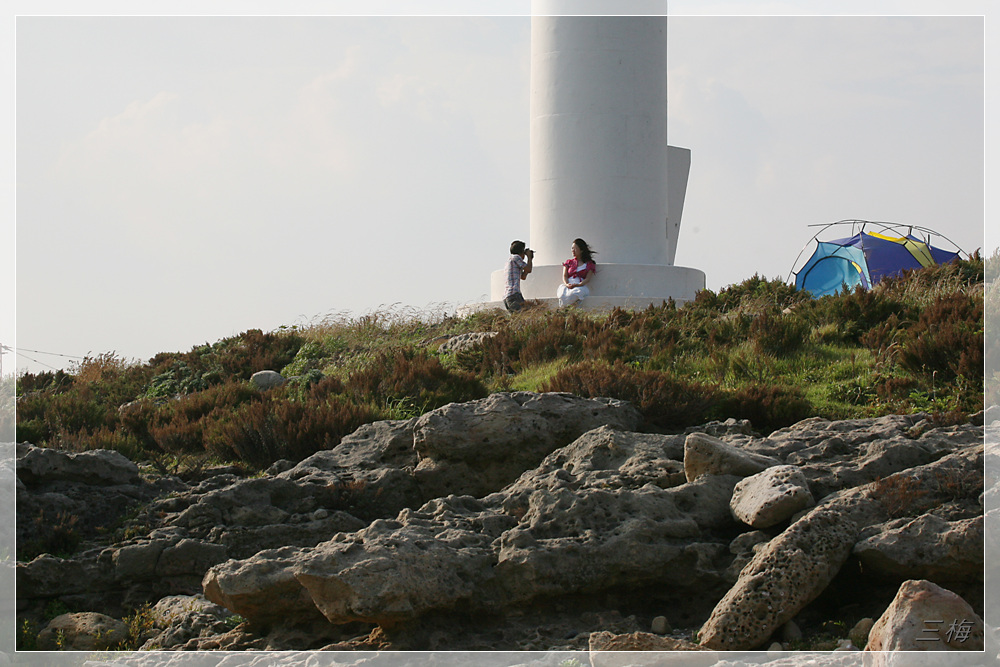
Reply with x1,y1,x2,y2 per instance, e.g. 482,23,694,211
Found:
151,594,232,627
113,539,176,580
17,554,116,600
854,514,984,583
204,495,514,627
250,370,285,390
494,480,734,605
698,506,860,651
142,611,235,651
412,392,642,498
16,444,139,486
437,331,497,354
497,426,687,499
158,538,228,577
37,612,128,651
284,418,417,473
279,418,422,520
729,465,814,528
202,544,326,628
650,616,670,635
141,594,239,650
683,432,779,482
12,402,987,653
760,414,983,499
207,511,368,560
866,579,984,652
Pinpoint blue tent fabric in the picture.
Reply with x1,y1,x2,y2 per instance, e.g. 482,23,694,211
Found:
795,231,960,298
795,240,869,297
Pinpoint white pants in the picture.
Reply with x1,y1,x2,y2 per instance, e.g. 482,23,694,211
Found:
557,284,590,307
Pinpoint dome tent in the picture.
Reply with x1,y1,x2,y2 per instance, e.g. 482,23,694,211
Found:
790,220,965,298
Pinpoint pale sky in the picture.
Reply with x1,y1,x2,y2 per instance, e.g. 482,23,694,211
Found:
5,1,993,376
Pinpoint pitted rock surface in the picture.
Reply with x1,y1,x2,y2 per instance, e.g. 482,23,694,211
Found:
743,414,982,499
204,495,512,626
729,464,815,528
412,392,642,498
437,331,498,354
853,514,984,583
698,505,861,651
11,403,988,653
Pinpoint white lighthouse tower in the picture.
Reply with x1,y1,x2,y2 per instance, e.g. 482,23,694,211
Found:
488,1,705,309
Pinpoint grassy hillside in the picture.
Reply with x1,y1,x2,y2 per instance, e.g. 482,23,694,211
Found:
15,252,992,473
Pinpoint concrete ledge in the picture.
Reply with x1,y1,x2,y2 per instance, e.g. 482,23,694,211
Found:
489,263,706,304
457,294,695,317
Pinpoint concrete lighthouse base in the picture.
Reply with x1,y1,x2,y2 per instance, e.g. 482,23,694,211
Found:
459,263,706,314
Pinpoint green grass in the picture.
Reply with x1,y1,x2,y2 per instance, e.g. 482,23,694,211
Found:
15,254,991,481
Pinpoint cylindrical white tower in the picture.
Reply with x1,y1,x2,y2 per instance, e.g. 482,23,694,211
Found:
530,14,668,266
487,1,705,309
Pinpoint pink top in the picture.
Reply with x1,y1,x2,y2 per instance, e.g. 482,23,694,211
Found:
563,258,596,283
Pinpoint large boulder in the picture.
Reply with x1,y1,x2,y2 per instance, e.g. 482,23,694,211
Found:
203,495,512,627
412,392,642,499
37,612,128,651
16,444,139,486
866,579,984,652
729,464,815,528
697,505,861,651
683,432,780,482
853,514,984,583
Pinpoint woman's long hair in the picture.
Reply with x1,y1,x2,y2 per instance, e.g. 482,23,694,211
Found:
574,238,596,264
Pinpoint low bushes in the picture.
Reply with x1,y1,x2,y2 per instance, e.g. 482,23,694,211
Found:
14,253,987,469
211,396,377,468
542,360,718,429
346,348,488,411
542,360,812,433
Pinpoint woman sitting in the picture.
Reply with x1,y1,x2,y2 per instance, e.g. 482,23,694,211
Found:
557,238,597,307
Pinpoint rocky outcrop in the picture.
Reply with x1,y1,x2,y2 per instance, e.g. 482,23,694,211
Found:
13,399,990,656
203,495,510,628
412,391,642,498
16,444,139,486
854,514,984,583
697,440,985,652
203,426,740,630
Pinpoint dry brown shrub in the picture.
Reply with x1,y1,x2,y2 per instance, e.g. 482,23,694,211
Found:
542,360,718,429
866,474,930,518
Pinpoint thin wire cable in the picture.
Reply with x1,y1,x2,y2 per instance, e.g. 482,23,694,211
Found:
15,351,60,371
14,348,85,360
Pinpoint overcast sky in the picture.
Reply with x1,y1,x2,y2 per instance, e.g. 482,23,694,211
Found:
5,1,993,376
